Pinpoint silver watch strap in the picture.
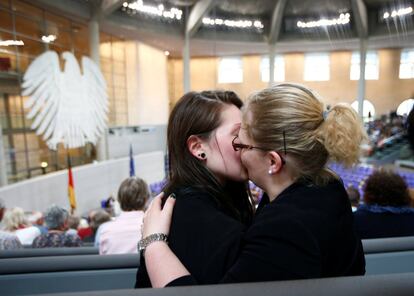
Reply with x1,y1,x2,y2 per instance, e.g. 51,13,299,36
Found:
138,233,168,254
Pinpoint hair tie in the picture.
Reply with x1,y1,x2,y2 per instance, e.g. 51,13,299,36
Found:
323,110,329,120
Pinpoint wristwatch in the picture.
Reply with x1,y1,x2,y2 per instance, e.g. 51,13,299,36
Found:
137,233,168,255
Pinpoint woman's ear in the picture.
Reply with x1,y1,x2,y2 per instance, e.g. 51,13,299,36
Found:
267,151,284,175
187,135,207,160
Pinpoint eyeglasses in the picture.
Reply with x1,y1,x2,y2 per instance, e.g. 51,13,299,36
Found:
232,132,286,165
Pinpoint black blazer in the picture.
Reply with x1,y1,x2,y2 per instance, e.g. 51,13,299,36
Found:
135,186,246,287
168,179,365,286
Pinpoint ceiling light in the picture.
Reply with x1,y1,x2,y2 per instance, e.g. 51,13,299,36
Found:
202,17,264,29
383,6,413,19
125,0,182,20
164,51,170,56
254,20,264,28
41,35,57,43
0,40,24,46
297,13,350,28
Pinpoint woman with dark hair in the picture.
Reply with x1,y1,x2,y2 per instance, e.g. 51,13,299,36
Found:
135,90,254,287
140,83,365,286
354,170,414,239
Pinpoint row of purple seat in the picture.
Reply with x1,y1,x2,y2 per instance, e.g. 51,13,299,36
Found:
329,163,414,193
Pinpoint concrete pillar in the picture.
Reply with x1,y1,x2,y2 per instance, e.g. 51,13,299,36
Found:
183,31,191,93
269,44,276,86
357,39,367,118
89,12,108,161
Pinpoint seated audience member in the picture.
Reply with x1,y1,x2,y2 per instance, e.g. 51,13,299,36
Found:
0,231,22,250
354,170,414,239
28,211,48,234
0,198,5,227
346,185,360,212
77,209,100,240
97,177,148,254
83,209,111,243
2,207,41,245
66,215,80,236
101,196,116,217
32,205,82,248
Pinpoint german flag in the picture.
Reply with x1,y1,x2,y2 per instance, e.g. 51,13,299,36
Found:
67,155,77,212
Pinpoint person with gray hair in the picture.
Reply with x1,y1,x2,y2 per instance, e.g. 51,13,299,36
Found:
32,205,82,248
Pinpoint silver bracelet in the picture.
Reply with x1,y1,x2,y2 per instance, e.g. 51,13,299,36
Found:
137,233,168,255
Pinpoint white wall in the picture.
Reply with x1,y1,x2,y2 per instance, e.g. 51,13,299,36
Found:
126,42,169,126
0,151,165,215
107,125,167,159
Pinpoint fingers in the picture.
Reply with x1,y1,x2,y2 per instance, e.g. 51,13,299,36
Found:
162,194,176,217
147,192,164,212
153,192,164,207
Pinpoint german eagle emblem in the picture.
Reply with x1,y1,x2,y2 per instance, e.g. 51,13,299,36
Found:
22,51,108,149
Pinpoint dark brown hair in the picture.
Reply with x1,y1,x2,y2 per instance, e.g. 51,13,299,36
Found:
363,170,411,206
117,177,149,211
165,90,253,224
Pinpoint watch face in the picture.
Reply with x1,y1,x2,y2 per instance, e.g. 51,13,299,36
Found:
137,240,145,252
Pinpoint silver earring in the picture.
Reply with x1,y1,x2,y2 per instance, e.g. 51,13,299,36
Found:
268,169,272,175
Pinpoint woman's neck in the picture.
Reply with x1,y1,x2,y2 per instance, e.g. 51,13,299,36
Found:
265,175,296,202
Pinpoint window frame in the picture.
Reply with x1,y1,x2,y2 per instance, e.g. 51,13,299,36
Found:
260,55,285,82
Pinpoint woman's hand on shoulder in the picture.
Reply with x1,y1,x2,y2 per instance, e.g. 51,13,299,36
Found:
142,192,176,238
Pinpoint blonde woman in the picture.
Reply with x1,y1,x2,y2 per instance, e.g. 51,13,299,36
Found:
2,207,41,245
140,83,366,286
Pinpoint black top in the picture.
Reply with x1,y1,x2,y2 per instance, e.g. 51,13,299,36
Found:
167,179,365,286
135,186,246,288
354,206,414,239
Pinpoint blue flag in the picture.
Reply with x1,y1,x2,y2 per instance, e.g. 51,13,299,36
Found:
129,144,135,177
